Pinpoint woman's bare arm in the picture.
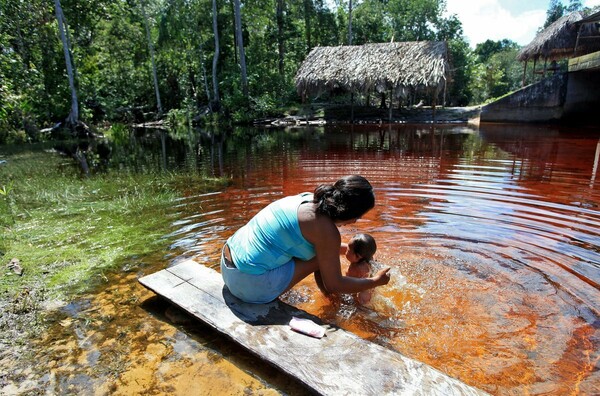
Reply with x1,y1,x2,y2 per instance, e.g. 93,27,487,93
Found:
308,218,390,293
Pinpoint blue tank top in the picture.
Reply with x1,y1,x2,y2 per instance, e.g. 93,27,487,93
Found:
227,193,316,275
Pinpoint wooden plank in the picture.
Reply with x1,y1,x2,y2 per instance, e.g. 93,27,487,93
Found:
139,260,489,396
569,50,600,72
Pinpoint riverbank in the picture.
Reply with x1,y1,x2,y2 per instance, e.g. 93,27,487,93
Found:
254,104,482,127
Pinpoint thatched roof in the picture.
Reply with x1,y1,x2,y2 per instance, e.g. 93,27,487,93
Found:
295,41,448,97
579,10,600,24
518,11,600,62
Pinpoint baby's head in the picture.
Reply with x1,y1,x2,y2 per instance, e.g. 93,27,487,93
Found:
346,233,377,264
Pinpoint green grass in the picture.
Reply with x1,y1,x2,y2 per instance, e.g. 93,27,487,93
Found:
0,144,223,299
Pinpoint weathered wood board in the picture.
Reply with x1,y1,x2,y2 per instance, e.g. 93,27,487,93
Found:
139,260,489,396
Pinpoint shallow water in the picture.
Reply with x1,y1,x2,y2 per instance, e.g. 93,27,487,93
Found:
166,123,600,395
14,122,600,395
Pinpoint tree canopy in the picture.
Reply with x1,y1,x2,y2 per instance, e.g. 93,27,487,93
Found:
1,0,568,143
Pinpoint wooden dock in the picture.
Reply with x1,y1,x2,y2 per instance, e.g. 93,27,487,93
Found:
139,260,489,396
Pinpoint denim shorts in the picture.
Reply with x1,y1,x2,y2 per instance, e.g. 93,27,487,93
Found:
220,245,295,304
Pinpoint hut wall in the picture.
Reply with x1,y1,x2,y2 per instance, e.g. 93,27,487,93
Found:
480,73,568,123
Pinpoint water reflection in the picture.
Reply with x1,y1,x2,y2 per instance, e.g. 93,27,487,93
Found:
129,123,599,396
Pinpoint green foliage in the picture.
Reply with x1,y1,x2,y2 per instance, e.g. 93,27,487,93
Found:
0,0,532,129
474,39,520,62
468,40,522,105
352,0,390,44
543,0,565,29
446,39,475,106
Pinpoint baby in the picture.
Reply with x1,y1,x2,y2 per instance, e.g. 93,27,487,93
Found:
344,233,377,305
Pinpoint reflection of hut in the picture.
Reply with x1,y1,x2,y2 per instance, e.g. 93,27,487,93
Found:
294,41,448,115
517,11,600,83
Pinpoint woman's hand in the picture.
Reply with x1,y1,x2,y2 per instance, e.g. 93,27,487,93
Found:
372,267,391,287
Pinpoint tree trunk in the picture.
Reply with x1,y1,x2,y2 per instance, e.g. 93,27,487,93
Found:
276,0,285,80
231,1,237,64
141,1,163,116
198,33,212,106
348,0,353,45
304,0,311,53
212,0,221,109
54,0,79,127
233,0,248,97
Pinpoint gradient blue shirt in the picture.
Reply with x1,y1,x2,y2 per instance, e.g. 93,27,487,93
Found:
227,193,316,274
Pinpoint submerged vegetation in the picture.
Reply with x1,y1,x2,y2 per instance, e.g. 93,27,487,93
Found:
0,142,225,348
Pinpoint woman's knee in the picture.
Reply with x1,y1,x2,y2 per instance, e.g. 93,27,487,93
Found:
286,259,319,290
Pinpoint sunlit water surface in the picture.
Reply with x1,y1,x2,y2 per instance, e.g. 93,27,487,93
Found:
18,123,600,396
166,123,600,395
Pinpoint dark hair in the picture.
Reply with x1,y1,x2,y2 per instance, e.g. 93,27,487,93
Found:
313,175,375,221
350,233,377,262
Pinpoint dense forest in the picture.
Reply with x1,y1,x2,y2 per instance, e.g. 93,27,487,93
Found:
0,0,597,143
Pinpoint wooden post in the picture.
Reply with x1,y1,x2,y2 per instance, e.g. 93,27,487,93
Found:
432,91,437,124
389,88,393,123
443,79,447,107
543,59,547,78
351,92,355,124
533,58,537,82
574,24,584,56
522,61,527,87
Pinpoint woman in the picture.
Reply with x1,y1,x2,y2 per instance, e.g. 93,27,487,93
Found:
221,175,391,303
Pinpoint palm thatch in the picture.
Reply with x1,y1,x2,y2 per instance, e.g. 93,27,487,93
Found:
295,41,448,98
518,11,600,62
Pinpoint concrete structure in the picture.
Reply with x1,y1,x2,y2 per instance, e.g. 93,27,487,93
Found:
480,50,600,124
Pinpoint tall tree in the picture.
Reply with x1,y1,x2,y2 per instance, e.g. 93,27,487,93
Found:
212,0,220,110
277,0,285,79
388,0,443,41
348,0,353,44
567,0,583,12
141,0,162,116
54,0,78,127
304,0,312,52
233,0,248,97
543,0,565,29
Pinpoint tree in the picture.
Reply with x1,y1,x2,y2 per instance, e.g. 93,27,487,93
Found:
140,0,162,116
387,0,443,41
566,0,583,12
543,0,565,29
474,39,519,62
277,0,285,79
348,0,353,44
352,0,389,44
54,0,79,127
304,0,312,52
212,0,221,110
436,14,472,106
233,0,248,97
469,41,522,104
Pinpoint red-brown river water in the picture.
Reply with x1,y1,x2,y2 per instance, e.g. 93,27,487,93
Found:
18,123,600,395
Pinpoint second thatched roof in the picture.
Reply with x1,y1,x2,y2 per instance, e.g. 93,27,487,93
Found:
518,11,600,62
295,41,448,97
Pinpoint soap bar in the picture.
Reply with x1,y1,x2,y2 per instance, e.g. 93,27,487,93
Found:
289,316,326,338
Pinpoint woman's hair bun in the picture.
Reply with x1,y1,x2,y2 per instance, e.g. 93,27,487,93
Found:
313,175,374,221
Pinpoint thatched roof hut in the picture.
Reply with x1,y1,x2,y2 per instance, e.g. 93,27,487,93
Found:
295,41,448,98
518,11,600,62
